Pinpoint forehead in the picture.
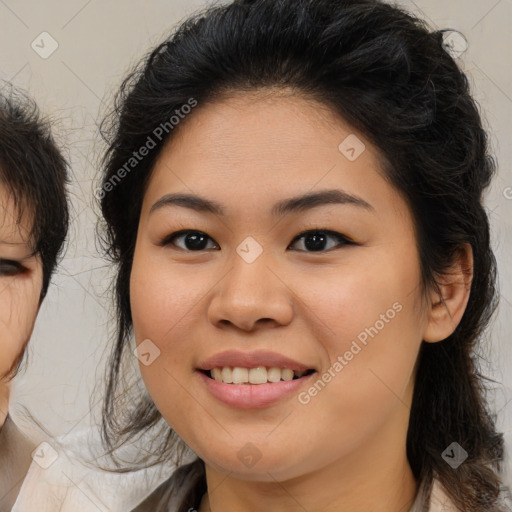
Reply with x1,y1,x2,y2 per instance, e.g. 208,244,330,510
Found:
143,91,411,226
166,90,360,160
0,183,33,245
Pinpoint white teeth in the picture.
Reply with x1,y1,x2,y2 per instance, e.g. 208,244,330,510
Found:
232,367,249,384
211,367,223,382
249,367,268,384
281,368,294,381
267,367,282,382
209,366,310,384
221,366,233,384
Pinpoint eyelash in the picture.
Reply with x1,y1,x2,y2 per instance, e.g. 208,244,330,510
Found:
0,259,27,277
159,229,355,253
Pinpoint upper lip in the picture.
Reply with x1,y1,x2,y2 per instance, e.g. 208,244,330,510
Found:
197,350,315,372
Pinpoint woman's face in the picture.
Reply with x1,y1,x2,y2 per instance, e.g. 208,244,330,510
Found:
0,187,42,382
130,92,431,481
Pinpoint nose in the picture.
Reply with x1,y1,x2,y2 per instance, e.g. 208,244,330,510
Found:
207,250,294,332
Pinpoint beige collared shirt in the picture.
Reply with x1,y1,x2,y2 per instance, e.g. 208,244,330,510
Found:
0,415,35,512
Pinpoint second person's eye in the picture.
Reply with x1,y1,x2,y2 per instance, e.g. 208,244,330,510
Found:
0,259,27,276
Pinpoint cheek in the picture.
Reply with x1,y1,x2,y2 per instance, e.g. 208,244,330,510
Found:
291,249,423,425
129,256,198,433
129,247,208,399
0,278,41,376
292,246,422,351
129,252,207,344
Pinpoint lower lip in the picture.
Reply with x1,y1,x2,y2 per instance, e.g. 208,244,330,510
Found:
197,370,316,409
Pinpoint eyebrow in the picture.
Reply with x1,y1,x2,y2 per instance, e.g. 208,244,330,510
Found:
150,189,375,217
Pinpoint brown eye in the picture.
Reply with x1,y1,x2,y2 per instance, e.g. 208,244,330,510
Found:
288,230,354,252
160,230,219,251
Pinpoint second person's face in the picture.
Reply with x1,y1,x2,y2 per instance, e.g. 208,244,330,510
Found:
0,187,42,383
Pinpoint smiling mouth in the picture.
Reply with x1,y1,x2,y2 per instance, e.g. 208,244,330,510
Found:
202,366,316,385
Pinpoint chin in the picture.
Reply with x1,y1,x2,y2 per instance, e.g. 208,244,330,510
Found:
198,444,311,482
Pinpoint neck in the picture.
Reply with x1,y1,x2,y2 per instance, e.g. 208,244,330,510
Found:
203,446,417,512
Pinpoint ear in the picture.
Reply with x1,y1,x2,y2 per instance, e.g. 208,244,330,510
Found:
422,243,473,343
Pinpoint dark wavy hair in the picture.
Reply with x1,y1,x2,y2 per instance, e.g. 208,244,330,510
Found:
98,0,511,510
0,85,69,379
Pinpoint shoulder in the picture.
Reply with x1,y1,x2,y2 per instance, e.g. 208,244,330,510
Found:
0,415,36,510
12,427,175,512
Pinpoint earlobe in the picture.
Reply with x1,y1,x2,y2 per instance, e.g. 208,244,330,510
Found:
422,243,474,343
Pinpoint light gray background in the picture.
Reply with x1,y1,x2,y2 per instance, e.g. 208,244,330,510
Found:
1,0,511,484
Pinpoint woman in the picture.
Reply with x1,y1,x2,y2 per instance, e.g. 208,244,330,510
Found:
95,0,512,511
0,87,68,510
